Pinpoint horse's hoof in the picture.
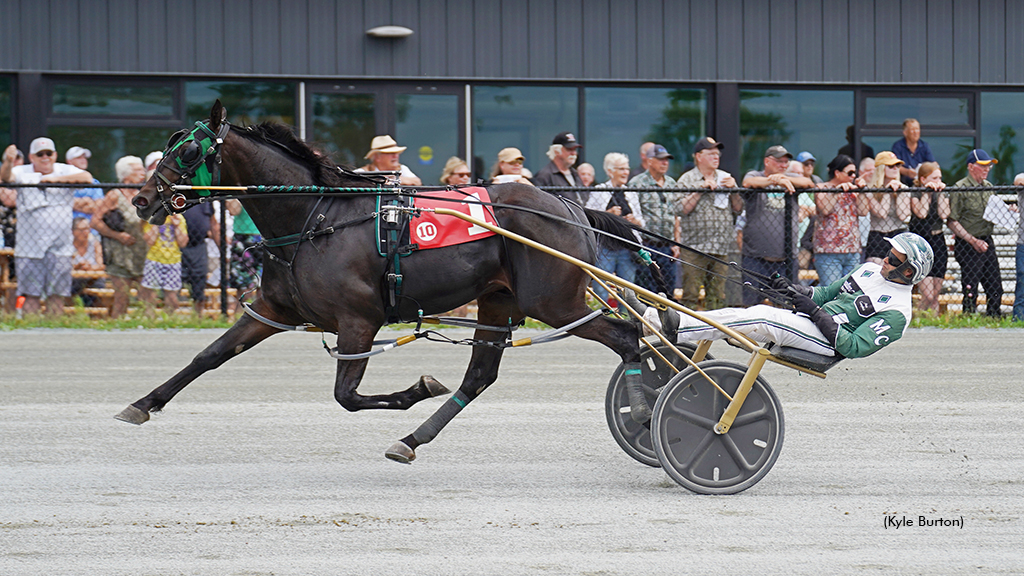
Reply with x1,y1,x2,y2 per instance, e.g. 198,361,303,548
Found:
418,375,451,398
630,405,652,424
385,441,416,464
114,405,150,425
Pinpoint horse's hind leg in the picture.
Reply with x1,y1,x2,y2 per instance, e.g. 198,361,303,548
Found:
385,293,519,463
114,313,281,424
331,318,451,411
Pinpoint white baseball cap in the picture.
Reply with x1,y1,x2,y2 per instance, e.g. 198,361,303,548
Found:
144,151,164,168
29,137,56,156
66,146,92,161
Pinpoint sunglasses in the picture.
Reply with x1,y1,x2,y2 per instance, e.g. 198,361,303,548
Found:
34,150,55,157
452,172,471,178
886,250,906,267
843,169,857,177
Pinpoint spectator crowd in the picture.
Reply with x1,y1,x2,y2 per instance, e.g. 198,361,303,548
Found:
3,121,1022,323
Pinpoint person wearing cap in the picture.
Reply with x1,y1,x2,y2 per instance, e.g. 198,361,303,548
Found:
629,142,654,180
795,151,823,184
627,231,936,360
676,137,741,310
1,138,95,315
357,135,422,186
488,147,531,185
740,145,816,305
533,132,586,204
865,151,911,268
65,146,105,222
629,143,681,295
947,149,1005,316
892,118,935,186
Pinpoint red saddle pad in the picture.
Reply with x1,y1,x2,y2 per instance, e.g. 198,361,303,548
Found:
410,187,498,250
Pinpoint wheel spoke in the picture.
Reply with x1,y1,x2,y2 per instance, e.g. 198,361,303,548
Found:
731,405,769,428
674,428,719,472
664,402,717,430
719,432,757,472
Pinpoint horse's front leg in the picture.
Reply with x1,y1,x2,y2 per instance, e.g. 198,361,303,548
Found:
385,294,518,463
114,312,282,424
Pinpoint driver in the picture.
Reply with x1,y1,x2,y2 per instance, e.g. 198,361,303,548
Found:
626,232,934,359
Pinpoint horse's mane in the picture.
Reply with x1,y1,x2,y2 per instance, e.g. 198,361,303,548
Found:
232,122,351,187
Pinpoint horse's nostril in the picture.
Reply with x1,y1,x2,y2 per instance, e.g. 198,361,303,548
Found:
133,195,148,208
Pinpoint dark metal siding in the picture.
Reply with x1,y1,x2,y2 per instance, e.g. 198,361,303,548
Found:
2,0,1022,85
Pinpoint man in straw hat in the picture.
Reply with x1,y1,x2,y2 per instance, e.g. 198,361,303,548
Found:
358,135,422,186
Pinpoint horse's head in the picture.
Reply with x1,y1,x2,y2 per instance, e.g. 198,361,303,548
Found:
134,100,230,224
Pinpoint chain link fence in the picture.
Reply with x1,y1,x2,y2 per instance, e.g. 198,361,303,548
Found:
541,185,1021,317
0,182,241,318
1,181,1019,319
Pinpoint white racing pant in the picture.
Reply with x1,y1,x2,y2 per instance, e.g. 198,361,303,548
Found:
642,304,837,357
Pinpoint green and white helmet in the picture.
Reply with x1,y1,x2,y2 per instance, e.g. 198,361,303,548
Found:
885,232,934,285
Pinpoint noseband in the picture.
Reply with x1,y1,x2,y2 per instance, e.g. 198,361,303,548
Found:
152,120,231,215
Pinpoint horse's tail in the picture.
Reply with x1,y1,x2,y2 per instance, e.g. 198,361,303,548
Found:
583,207,672,296
583,208,639,252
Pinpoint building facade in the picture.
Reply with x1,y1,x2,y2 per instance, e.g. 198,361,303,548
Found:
2,0,1023,185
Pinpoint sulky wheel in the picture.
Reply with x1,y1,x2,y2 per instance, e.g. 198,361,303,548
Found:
605,342,712,467
651,360,784,494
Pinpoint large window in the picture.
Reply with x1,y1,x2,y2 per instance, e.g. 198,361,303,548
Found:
860,134,974,184
859,92,977,184
52,83,175,117
186,81,295,127
981,92,1024,185
584,87,707,180
46,81,179,182
310,92,375,169
865,96,970,128
739,89,854,178
394,94,459,186
46,126,171,183
472,86,577,179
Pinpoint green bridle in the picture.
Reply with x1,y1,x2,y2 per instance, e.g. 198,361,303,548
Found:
153,119,231,213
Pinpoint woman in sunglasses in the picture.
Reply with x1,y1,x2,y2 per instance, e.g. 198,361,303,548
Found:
626,232,934,360
813,154,870,287
488,147,532,185
439,157,472,186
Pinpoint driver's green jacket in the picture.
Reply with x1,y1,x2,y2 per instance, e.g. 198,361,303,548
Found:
811,263,913,359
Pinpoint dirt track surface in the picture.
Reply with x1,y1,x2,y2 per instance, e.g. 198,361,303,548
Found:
2,327,1023,575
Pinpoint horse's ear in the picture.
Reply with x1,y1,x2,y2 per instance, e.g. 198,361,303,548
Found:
210,99,226,130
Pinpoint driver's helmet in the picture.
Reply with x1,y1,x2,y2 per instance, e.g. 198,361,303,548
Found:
885,232,934,285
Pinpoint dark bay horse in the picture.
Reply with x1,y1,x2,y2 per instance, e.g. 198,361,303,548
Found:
121,100,645,463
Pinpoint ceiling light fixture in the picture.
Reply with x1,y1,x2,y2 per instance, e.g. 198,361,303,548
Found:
366,26,414,38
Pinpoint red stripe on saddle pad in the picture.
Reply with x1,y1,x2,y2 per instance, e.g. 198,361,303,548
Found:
410,187,498,250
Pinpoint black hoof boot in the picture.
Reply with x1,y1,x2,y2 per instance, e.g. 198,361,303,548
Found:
657,297,680,339
619,289,648,315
